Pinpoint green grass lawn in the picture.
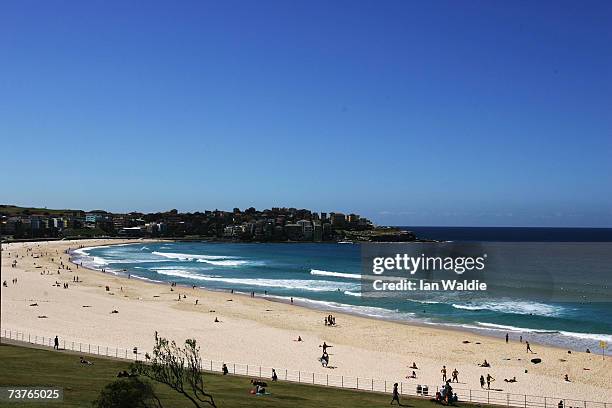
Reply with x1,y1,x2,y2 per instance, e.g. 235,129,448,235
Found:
0,343,442,408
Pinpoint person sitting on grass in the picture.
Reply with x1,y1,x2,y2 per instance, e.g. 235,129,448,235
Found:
80,356,93,365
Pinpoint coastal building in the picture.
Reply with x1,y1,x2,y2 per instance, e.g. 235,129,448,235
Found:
284,223,303,241
313,222,323,241
296,219,313,240
330,212,346,227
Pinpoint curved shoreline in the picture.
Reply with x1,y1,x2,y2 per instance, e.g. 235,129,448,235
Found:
69,241,611,352
4,239,611,403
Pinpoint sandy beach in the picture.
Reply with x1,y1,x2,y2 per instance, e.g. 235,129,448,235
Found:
1,239,610,402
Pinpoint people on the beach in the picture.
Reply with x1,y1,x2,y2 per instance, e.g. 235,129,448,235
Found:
480,375,485,388
526,341,534,353
486,373,495,389
504,377,517,383
222,363,228,375
272,369,278,381
54,335,59,350
390,382,400,405
479,359,490,367
451,368,459,382
441,365,447,382
410,362,418,369
564,374,570,382
320,351,329,367
505,333,509,343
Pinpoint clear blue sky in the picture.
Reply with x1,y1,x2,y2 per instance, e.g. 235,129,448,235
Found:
1,1,611,227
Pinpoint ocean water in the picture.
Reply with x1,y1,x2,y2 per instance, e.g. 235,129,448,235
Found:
72,231,612,352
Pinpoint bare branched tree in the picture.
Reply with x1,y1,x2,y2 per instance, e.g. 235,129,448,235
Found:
132,332,216,408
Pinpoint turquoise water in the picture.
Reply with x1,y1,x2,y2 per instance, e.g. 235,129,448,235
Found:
73,241,612,351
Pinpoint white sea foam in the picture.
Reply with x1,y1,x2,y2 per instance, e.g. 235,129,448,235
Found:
343,290,362,297
152,251,234,261
476,322,612,343
451,301,564,317
153,269,355,292
195,259,252,266
266,295,416,320
476,322,558,333
310,269,361,279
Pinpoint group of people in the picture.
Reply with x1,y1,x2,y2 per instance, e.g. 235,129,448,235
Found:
324,314,336,326
480,373,495,389
249,379,268,395
436,381,458,404
440,366,459,383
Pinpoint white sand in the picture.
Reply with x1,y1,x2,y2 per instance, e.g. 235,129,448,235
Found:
2,239,610,403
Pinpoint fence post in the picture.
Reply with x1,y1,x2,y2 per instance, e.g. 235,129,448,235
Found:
116,348,118,358
29,334,31,343
327,374,329,386
312,373,314,384
357,377,359,389
524,395,527,408
233,364,236,374
545,396,547,408
259,366,261,378
97,345,99,355
371,379,373,391
210,361,213,371
469,389,472,402
247,365,249,375
507,393,510,406
341,376,343,388
488,391,490,404
298,372,300,382
285,369,287,380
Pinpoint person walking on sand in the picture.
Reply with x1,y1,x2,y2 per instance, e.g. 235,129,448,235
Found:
54,336,59,350
526,341,534,353
390,382,400,405
486,373,495,389
441,365,447,382
451,368,459,383
505,333,509,343
480,375,485,389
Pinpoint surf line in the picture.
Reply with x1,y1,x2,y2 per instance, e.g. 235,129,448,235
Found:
371,279,487,291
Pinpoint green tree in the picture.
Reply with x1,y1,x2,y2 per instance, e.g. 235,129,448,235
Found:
92,377,162,408
131,332,216,408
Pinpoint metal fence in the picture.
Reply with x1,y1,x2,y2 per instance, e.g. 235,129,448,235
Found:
1,328,609,408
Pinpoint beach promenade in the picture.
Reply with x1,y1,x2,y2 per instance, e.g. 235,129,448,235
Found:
1,239,611,403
